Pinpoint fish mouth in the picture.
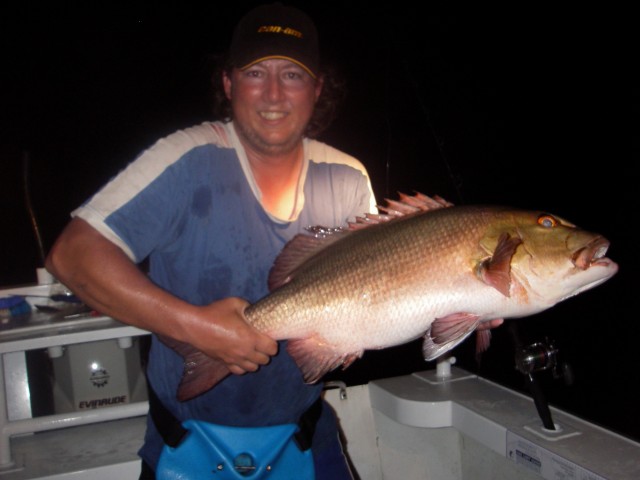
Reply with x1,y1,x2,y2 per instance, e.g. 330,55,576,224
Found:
572,236,613,270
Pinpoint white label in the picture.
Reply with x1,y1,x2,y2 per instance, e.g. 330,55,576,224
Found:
506,431,606,480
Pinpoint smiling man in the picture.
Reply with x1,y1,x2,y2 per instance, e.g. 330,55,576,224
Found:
225,57,324,218
46,3,376,479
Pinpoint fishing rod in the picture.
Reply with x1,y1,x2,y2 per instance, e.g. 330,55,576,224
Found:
22,150,47,268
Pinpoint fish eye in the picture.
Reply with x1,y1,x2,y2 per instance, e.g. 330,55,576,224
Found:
537,214,557,228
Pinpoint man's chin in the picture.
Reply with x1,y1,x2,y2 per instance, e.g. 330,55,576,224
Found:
237,129,304,157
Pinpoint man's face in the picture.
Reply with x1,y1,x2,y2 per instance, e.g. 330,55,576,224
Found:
223,59,323,157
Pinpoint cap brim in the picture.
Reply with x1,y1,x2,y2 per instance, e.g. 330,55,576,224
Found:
239,55,317,79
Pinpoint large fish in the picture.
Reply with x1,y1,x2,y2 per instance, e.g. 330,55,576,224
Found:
162,193,618,401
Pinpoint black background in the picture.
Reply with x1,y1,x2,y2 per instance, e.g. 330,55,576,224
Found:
1,4,635,441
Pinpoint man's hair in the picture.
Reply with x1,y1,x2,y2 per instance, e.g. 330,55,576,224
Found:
209,54,346,139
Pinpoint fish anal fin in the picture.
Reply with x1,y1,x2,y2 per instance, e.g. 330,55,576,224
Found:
423,313,480,361
475,329,492,359
474,319,504,363
158,335,230,402
287,337,363,384
477,233,523,297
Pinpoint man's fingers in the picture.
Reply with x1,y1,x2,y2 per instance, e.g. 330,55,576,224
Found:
478,318,504,330
227,358,268,377
227,364,248,376
226,344,275,376
256,336,279,356
252,350,273,366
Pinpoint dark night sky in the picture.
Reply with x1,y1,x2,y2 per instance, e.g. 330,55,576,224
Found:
1,5,636,441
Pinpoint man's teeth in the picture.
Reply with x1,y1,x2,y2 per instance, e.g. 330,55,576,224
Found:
261,111,286,120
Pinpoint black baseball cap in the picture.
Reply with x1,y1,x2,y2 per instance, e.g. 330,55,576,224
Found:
229,3,319,78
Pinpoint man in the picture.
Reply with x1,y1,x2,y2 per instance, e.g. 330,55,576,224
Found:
46,3,376,479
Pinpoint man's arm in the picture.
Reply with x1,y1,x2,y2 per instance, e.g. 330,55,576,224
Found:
45,218,277,375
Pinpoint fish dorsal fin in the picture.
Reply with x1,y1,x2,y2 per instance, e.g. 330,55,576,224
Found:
268,228,348,291
269,192,454,290
476,233,523,297
349,192,454,230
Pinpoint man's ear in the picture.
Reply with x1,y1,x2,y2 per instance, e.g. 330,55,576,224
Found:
314,75,324,102
223,70,232,100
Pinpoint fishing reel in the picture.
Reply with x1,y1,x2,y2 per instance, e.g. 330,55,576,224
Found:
508,323,575,431
514,338,574,386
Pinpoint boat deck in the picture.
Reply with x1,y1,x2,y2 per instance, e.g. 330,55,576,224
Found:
2,417,145,479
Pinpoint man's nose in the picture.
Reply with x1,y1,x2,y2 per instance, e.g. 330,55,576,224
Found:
264,75,285,102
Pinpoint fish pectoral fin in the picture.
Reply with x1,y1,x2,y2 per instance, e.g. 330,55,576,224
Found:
158,335,230,402
287,337,363,384
423,313,480,361
477,233,523,297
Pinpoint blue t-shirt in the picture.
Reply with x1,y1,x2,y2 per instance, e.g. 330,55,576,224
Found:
72,121,376,468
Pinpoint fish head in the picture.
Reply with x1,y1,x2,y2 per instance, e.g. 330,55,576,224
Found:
480,210,618,309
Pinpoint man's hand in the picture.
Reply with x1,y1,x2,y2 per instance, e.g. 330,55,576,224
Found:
477,319,503,330
187,297,279,376
46,218,278,378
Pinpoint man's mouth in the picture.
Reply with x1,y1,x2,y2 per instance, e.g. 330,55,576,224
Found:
260,111,287,120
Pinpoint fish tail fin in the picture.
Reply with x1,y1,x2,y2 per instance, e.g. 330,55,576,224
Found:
176,354,230,402
287,338,363,384
158,335,230,402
